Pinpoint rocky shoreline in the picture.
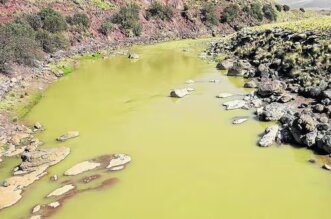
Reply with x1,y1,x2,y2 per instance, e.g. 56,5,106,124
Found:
208,26,331,163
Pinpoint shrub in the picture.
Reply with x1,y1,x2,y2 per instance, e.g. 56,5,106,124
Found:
67,13,90,29
112,3,142,36
146,1,174,21
100,18,114,35
0,0,8,4
26,14,43,30
262,4,277,21
221,4,240,23
36,30,68,53
0,20,39,72
300,8,305,12
201,3,218,26
275,4,283,12
38,8,67,33
283,5,291,12
250,3,263,21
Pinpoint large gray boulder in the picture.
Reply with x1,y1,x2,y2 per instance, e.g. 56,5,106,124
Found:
257,79,284,97
227,60,253,77
257,102,287,121
317,135,331,154
217,59,234,70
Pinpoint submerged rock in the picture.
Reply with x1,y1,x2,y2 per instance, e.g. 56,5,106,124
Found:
216,93,233,98
128,53,139,59
259,125,279,147
64,161,101,176
170,88,193,98
48,201,60,208
223,100,246,110
47,184,75,197
232,117,248,124
107,154,131,170
56,131,80,142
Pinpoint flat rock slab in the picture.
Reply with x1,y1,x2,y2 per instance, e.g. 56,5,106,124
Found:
216,93,233,98
56,131,79,142
223,100,246,110
107,154,131,170
48,202,60,208
64,161,101,176
232,117,248,124
47,184,75,197
170,88,194,98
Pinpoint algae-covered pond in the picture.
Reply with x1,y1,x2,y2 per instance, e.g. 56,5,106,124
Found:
1,39,331,218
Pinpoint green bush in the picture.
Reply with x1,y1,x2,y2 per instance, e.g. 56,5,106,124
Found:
283,5,291,12
250,3,263,21
275,4,283,12
26,14,43,30
0,20,39,72
112,3,142,36
201,3,218,26
146,1,174,21
36,30,68,53
38,8,67,33
100,18,114,35
262,4,277,21
67,13,90,29
221,4,240,23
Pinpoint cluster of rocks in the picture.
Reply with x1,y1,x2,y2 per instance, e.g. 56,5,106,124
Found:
28,154,131,219
208,28,331,153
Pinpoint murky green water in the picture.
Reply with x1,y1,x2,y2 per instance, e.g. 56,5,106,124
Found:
1,39,331,219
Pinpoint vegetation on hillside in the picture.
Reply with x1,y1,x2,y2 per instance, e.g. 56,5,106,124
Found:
112,3,142,37
146,1,174,21
201,3,219,26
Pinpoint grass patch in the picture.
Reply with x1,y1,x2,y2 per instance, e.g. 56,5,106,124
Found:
79,52,103,61
16,92,42,119
92,0,113,10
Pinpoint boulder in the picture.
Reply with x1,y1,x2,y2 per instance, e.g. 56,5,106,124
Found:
223,100,246,110
227,60,252,77
170,88,193,98
259,125,279,147
244,80,257,88
257,79,283,97
56,131,80,142
317,135,331,154
217,59,234,70
258,102,287,121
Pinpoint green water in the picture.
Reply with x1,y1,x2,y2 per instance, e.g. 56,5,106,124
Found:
1,39,331,219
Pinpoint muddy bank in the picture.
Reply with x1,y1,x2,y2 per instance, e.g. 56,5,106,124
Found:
208,26,331,163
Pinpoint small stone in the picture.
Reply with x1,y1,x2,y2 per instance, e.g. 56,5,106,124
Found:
308,159,316,164
50,175,58,182
32,205,41,213
185,80,195,84
223,100,246,110
33,122,43,130
232,117,248,125
216,93,233,98
322,164,331,171
128,53,139,59
56,131,80,142
48,201,60,208
64,161,101,176
209,79,220,83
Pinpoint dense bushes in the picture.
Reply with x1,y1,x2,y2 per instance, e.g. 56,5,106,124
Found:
0,0,8,4
112,3,142,36
0,20,39,72
221,4,240,23
146,1,173,21
100,18,114,35
36,30,67,53
244,3,263,21
38,8,67,33
67,13,90,29
0,8,70,73
262,4,277,21
201,3,218,26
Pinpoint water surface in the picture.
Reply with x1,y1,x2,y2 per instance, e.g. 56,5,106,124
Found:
1,39,331,219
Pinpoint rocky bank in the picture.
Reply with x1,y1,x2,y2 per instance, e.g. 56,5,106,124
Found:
208,26,331,155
